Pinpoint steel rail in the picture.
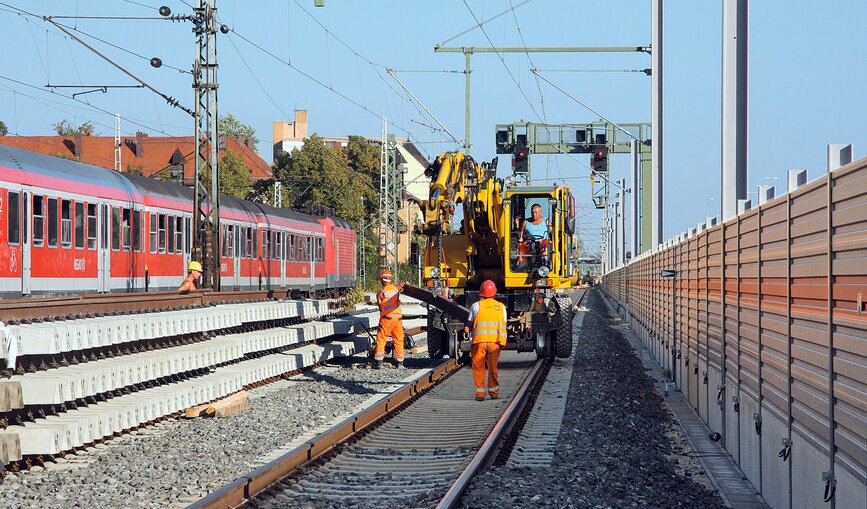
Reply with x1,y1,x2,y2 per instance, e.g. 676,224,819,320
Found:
437,288,586,508
0,290,303,322
436,356,548,508
188,358,462,509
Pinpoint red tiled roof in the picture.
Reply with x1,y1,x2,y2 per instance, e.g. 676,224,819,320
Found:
0,134,272,181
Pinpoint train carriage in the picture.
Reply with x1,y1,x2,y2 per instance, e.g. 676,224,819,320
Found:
0,144,357,297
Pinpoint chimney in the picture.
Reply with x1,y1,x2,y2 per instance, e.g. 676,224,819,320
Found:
74,132,82,158
135,131,146,158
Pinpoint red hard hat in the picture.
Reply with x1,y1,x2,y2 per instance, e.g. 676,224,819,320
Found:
480,280,497,298
380,270,393,281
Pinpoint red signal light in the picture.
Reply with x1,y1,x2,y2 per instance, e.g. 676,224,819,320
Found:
518,151,526,157
596,151,604,157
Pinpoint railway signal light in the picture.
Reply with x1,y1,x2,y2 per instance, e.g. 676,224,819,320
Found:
514,144,529,175
591,146,608,174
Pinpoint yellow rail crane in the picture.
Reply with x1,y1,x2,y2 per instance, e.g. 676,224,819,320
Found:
408,151,579,360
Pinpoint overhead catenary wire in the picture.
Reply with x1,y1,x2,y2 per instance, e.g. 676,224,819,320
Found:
386,69,461,147
436,0,535,48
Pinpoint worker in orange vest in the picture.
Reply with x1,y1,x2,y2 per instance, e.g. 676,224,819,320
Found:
463,280,507,401
177,261,203,294
374,269,405,369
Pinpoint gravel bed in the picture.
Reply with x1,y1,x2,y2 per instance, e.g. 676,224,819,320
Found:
460,289,727,508
0,341,433,509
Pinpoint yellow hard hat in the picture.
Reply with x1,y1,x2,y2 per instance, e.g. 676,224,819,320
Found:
188,261,203,272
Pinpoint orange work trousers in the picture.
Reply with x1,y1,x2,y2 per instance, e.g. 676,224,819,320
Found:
374,315,405,362
471,342,501,399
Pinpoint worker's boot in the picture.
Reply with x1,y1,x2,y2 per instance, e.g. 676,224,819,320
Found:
396,361,404,369
374,360,383,370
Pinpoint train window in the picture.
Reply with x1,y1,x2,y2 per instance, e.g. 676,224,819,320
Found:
305,237,311,262
168,216,176,254
87,204,97,249
221,224,228,257
288,234,295,262
33,196,44,247
275,232,282,261
227,225,235,258
175,217,182,254
48,198,58,247
122,209,131,251
261,230,268,260
74,202,85,249
184,217,191,254
7,191,19,245
149,213,157,254
132,210,141,252
61,199,72,248
245,227,251,258
319,238,324,262
158,214,166,253
111,207,121,251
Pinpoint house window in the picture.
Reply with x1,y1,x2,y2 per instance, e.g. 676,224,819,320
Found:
74,202,85,249
47,198,58,247
61,199,72,248
32,196,44,247
87,204,97,249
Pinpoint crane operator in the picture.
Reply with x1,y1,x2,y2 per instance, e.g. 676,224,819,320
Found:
517,203,552,243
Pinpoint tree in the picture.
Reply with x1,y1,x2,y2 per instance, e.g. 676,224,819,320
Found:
0,120,7,136
220,149,253,199
274,134,365,225
219,113,258,150
53,119,95,136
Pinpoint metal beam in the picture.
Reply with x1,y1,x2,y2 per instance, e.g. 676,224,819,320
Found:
630,140,640,257
434,46,648,54
651,0,663,247
722,0,749,221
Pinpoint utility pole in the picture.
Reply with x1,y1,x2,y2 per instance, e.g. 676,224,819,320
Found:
114,114,121,172
191,0,221,290
378,119,400,276
360,196,366,288
721,0,748,221
651,0,664,248
273,181,282,208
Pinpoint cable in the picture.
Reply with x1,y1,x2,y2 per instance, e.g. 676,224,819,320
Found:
436,0,535,48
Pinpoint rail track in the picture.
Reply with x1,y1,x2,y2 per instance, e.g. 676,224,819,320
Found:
191,290,586,509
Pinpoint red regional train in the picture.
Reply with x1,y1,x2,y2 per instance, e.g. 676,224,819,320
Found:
0,145,357,297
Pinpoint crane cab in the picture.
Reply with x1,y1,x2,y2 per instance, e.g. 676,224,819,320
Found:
503,186,577,290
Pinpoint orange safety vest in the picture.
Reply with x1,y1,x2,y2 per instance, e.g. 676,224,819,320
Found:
471,298,507,347
377,284,403,318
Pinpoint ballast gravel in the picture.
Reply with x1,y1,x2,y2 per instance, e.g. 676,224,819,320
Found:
0,346,431,509
460,289,727,509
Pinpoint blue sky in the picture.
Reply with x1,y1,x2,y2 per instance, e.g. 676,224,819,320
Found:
1,1,864,256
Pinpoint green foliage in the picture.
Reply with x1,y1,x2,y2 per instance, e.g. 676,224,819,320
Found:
0,120,7,136
54,152,81,162
218,113,258,150
220,149,253,199
126,164,145,176
274,134,366,224
53,119,94,136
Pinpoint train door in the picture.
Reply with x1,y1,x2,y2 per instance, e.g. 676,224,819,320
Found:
183,216,191,275
233,225,241,290
97,203,111,292
279,232,286,288
21,190,31,295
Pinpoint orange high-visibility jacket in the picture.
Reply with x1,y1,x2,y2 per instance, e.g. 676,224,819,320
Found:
470,298,507,347
377,284,403,318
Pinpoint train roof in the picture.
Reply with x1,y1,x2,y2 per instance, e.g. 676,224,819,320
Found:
1,144,352,230
0,144,141,202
